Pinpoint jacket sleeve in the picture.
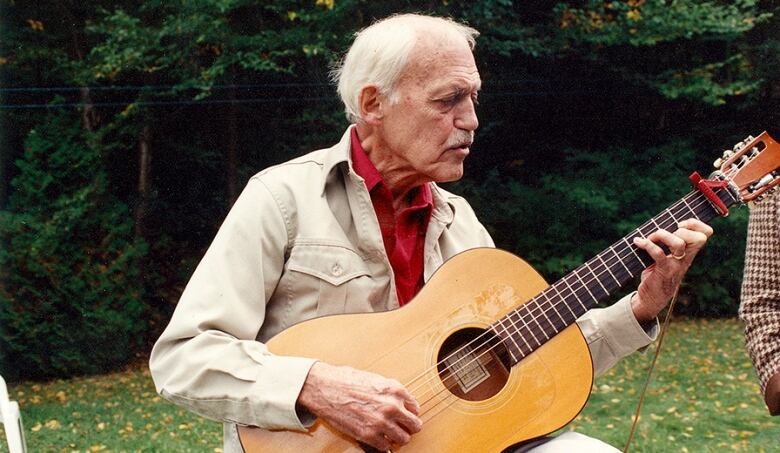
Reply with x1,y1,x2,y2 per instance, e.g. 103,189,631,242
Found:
577,294,658,377
149,177,317,431
739,196,780,394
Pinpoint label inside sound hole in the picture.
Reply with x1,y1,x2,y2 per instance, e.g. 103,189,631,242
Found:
444,344,490,394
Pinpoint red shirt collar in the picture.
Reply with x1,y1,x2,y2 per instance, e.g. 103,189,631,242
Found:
350,128,383,192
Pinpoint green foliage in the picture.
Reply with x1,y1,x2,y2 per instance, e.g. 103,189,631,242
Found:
552,0,770,105
0,110,147,380
84,1,349,95
556,0,765,46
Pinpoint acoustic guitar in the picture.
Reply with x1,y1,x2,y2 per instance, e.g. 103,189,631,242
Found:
239,132,780,452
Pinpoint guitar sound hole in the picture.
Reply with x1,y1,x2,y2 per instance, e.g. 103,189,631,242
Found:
436,328,511,401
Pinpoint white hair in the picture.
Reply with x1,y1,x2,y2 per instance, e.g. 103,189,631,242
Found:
331,14,479,123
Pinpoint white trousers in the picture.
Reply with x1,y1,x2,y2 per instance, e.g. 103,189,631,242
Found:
518,432,622,453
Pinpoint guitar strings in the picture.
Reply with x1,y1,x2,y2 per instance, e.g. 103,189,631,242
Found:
401,189,735,420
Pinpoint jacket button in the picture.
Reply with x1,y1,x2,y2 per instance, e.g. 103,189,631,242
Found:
331,263,343,276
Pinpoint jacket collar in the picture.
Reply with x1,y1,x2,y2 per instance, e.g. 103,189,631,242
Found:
320,125,354,190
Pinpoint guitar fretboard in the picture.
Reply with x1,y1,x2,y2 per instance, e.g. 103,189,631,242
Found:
490,185,737,366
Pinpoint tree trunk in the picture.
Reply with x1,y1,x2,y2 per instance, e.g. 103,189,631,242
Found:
135,125,152,238
79,86,99,132
64,11,99,132
226,85,239,205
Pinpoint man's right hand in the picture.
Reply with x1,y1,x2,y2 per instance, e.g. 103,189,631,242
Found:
297,362,423,451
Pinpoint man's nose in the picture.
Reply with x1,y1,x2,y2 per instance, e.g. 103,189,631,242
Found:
454,98,479,131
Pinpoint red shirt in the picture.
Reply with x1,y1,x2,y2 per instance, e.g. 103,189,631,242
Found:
350,128,433,306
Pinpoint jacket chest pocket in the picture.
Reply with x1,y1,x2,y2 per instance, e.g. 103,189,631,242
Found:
286,244,374,317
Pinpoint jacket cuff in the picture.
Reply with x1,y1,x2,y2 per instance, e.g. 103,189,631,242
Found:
601,293,659,356
246,354,318,431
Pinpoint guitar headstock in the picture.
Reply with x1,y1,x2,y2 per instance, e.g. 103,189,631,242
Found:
713,131,780,204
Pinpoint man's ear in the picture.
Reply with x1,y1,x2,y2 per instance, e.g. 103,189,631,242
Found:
357,85,384,125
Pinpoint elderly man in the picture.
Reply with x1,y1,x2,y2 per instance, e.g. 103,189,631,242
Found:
150,13,712,452
740,194,780,416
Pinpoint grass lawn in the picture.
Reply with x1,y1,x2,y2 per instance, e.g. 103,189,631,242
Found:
2,318,778,452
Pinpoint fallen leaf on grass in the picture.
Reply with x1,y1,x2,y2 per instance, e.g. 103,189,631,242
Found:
44,419,61,429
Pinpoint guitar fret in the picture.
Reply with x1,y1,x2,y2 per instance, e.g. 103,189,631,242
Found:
550,284,579,320
504,313,534,356
665,208,680,225
681,197,696,218
584,261,610,296
623,237,643,264
509,308,541,348
637,223,654,240
537,304,556,338
526,303,551,341
597,254,620,286
491,323,519,363
670,209,683,226
649,218,662,232
561,277,588,312
540,293,567,327
610,244,634,278
571,270,599,307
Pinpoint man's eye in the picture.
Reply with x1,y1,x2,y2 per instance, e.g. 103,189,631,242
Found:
471,95,480,106
439,96,458,106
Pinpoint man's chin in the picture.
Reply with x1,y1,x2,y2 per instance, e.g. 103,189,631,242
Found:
434,166,465,184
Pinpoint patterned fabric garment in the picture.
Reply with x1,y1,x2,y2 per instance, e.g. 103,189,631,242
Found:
739,194,780,397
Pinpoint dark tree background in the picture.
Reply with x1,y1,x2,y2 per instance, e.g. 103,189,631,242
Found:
1,0,778,379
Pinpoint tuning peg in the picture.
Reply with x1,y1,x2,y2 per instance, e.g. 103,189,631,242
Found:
733,136,755,153
751,174,775,191
713,157,723,169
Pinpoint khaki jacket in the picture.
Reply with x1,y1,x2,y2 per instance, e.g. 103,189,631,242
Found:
150,127,657,451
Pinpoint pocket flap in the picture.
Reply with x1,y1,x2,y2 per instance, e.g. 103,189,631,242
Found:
287,244,370,286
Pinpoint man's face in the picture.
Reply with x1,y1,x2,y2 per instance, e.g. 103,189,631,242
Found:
378,38,481,186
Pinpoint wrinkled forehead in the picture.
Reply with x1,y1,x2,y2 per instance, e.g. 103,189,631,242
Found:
400,37,481,90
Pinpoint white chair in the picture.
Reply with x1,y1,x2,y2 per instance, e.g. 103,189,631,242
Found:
0,375,27,453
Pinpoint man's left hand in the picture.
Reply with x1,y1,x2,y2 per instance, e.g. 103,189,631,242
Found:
630,218,713,322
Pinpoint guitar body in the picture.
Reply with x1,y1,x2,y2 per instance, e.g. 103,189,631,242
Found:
239,248,593,452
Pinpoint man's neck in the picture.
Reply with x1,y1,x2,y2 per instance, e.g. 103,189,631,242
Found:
354,123,427,211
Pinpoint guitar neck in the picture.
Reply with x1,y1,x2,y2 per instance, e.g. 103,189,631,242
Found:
492,184,738,365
